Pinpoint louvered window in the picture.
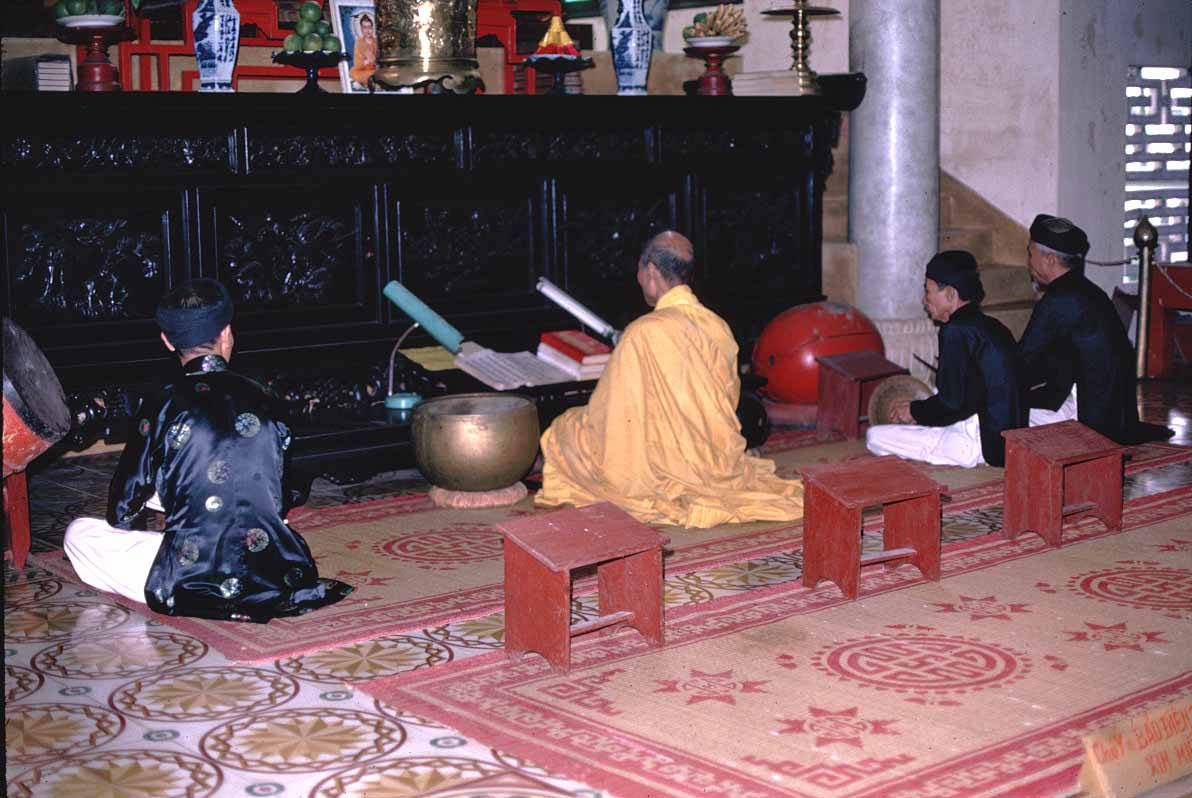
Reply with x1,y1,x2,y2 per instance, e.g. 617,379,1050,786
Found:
1124,66,1190,281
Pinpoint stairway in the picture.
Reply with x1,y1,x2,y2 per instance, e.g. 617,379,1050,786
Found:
939,172,1037,337
821,123,1038,338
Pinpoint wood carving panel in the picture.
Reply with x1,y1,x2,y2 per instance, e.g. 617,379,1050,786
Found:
247,133,453,170
661,127,806,162
4,203,174,329
559,183,678,330
700,177,815,339
397,196,535,302
3,135,232,172
198,185,377,323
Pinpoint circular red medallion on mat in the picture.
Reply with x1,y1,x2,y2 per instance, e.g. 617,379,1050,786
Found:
1069,567,1192,612
813,634,1027,694
374,525,503,568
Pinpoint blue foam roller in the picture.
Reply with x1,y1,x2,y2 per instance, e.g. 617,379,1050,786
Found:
382,281,465,354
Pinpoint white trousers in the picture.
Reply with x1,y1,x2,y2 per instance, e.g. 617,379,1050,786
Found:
865,388,1078,468
1027,387,1079,427
63,517,162,604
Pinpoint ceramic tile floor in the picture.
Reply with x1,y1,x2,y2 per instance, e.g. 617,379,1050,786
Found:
6,379,1192,797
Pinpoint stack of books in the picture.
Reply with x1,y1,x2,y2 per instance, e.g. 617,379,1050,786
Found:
38,57,73,92
536,330,612,381
2,56,73,91
37,57,73,91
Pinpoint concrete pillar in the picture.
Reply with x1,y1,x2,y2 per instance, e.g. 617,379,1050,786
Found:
848,0,941,379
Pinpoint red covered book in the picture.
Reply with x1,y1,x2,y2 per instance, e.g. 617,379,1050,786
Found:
539,330,612,365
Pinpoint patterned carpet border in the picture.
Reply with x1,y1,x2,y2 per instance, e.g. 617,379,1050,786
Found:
27,440,1191,664
360,484,1192,798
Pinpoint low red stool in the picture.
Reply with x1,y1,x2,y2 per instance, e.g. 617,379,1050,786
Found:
802,456,943,600
498,502,669,673
1002,421,1125,548
815,351,908,440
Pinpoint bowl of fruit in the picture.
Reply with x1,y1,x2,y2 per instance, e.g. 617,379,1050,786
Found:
281,0,343,56
272,0,348,92
682,4,747,47
52,0,127,28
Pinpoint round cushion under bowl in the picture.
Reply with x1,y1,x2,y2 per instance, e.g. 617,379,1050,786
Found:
411,393,540,492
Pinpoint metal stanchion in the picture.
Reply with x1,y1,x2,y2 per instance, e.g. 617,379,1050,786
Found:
1133,217,1157,380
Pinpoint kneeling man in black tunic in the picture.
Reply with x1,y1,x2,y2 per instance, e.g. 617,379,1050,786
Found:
867,250,1028,467
1021,214,1172,445
65,279,352,622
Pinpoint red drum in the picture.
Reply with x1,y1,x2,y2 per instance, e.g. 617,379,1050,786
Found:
751,302,884,405
3,318,71,478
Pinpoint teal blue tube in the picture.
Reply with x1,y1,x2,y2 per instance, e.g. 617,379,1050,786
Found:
382,280,464,354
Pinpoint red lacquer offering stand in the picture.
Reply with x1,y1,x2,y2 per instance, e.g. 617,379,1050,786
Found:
58,15,134,92
684,44,739,96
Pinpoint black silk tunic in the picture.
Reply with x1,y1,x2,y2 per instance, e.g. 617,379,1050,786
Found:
109,354,352,622
909,304,1027,467
1018,270,1165,445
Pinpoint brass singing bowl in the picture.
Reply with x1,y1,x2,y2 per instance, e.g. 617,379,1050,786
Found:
411,393,540,492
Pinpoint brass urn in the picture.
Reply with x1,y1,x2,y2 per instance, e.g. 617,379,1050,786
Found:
372,0,484,93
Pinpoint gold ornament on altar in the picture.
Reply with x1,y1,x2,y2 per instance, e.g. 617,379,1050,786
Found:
372,0,483,93
534,15,580,56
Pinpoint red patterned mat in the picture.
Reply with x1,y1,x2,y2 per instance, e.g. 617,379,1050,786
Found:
30,438,1191,664
362,485,1192,798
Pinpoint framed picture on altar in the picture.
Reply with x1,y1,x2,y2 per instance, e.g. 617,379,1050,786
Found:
329,0,378,93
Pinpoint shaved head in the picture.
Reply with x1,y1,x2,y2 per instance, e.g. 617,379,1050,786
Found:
639,231,695,284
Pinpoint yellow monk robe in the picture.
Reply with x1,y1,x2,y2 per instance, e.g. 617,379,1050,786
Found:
537,285,804,528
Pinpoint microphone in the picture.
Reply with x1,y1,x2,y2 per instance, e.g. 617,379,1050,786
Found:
381,281,465,354
535,278,621,345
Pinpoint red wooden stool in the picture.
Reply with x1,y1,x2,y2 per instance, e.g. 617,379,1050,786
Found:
1002,421,1125,548
498,502,669,672
802,456,943,600
815,351,908,440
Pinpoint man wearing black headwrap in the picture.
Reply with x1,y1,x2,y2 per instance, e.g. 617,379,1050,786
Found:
866,250,1027,467
64,279,353,622
1021,214,1173,444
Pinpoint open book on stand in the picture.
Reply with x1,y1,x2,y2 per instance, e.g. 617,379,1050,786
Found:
455,342,573,391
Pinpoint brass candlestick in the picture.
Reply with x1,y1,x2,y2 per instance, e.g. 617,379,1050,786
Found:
761,1,839,95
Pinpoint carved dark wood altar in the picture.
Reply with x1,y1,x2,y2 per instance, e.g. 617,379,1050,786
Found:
1,81,863,487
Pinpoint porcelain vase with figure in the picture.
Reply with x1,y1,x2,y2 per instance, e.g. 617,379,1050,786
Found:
193,0,240,92
611,0,653,95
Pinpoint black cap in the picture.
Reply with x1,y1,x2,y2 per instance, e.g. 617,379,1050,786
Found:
926,250,984,302
155,279,234,349
1030,214,1090,256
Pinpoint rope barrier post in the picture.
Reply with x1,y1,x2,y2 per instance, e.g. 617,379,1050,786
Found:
1132,217,1158,380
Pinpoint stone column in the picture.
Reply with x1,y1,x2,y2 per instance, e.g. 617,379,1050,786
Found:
848,0,940,382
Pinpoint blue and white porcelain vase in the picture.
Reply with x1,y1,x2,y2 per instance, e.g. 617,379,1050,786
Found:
192,0,240,92
611,0,652,95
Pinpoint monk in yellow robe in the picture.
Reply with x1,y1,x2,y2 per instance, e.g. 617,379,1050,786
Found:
537,231,804,528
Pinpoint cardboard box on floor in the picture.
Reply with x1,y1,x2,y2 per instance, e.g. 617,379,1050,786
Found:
1078,695,1192,798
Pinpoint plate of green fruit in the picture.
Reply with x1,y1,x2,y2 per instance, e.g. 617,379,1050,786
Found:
281,1,344,54
54,0,126,27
